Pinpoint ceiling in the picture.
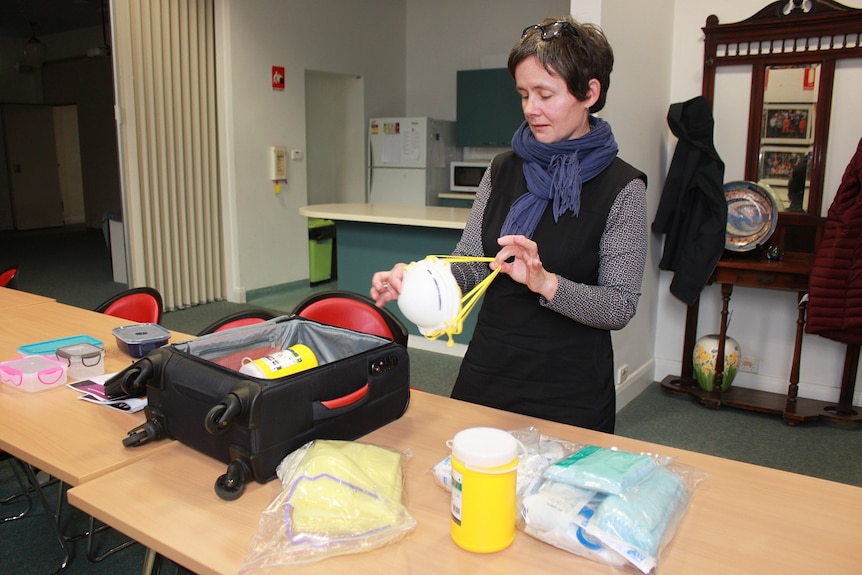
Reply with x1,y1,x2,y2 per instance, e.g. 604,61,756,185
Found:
0,0,107,39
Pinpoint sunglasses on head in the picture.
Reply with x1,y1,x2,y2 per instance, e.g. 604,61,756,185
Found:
521,21,578,41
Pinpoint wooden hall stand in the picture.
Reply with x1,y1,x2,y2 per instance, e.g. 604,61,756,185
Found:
661,1,862,426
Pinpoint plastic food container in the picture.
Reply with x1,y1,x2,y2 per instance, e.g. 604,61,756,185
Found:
0,355,68,392
56,343,106,380
112,324,171,358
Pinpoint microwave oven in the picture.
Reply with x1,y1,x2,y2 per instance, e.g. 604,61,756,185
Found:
450,161,489,193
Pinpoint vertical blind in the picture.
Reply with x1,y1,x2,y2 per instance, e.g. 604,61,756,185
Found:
111,0,223,310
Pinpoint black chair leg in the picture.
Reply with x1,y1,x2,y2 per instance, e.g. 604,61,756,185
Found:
17,460,71,574
1,457,32,522
85,514,137,562
54,479,138,563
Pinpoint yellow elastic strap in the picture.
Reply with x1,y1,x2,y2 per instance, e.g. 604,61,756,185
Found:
422,255,500,347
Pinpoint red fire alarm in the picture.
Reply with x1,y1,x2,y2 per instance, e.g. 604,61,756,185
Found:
272,66,285,91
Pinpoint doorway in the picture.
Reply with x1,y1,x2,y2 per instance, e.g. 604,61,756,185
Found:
304,70,365,205
303,70,365,285
1,104,65,230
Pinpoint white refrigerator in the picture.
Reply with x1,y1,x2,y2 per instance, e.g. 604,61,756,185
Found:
367,117,460,206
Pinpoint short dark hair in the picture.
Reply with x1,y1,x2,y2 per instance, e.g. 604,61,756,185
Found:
508,16,614,114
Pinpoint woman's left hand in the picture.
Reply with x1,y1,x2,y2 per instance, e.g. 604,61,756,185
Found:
493,235,558,300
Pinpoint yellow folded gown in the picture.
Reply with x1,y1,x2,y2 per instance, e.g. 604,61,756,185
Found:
283,440,406,541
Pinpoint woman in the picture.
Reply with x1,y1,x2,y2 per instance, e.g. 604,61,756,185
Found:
371,16,647,433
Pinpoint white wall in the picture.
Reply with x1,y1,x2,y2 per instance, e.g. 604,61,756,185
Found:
598,0,676,406
656,0,862,405
217,0,407,297
404,0,570,120
218,0,570,297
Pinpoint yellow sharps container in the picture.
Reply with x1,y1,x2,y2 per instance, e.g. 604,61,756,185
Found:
449,427,518,553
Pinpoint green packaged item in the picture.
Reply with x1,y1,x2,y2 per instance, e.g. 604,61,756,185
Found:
542,446,656,495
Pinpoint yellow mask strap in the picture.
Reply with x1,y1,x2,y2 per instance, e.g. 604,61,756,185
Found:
420,255,499,347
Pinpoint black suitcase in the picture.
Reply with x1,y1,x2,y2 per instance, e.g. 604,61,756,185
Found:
109,316,410,500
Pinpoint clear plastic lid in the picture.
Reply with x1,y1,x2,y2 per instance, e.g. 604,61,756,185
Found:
112,323,171,344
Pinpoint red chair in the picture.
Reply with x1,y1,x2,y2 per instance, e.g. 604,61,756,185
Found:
94,287,163,324
0,264,19,289
197,308,278,336
291,290,408,346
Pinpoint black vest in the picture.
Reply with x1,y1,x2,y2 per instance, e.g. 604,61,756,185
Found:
451,151,644,432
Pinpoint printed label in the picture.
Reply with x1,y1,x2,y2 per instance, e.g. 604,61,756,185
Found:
451,468,463,526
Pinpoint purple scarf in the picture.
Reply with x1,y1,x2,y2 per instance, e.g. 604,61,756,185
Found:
501,116,619,238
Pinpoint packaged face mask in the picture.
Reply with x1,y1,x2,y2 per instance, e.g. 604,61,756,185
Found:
586,466,690,574
542,446,657,495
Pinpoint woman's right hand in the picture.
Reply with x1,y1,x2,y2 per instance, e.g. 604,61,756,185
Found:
370,263,406,307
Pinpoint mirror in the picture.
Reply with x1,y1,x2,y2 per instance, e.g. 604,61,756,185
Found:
758,64,818,212
701,0,862,252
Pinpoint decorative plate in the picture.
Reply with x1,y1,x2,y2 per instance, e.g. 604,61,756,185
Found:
724,180,780,252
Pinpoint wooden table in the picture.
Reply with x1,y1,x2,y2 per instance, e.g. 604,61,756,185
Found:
68,390,861,575
0,286,55,309
0,300,190,486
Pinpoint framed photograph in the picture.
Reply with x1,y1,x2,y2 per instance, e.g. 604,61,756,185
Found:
761,105,814,144
758,146,812,183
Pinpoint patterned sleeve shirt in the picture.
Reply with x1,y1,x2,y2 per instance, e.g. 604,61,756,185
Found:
449,164,647,331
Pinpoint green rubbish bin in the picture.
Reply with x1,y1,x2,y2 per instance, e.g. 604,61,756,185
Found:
308,218,336,285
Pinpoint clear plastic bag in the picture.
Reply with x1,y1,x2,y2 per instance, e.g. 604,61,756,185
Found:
523,453,707,574
431,431,707,575
521,490,629,568
241,440,416,572
431,426,582,495
583,461,708,574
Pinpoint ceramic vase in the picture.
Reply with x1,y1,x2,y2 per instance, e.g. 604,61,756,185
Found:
692,334,741,392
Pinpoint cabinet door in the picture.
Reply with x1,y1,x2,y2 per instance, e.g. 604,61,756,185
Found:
456,69,524,147
3,104,64,230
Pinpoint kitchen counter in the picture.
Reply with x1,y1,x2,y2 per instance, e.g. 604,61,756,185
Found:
299,203,469,229
299,203,476,353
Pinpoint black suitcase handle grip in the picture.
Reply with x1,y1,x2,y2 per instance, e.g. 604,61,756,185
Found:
313,383,369,420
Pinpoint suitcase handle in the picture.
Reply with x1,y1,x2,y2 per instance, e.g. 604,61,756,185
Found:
313,383,370,420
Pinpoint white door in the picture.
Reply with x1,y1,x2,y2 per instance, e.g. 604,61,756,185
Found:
53,105,85,225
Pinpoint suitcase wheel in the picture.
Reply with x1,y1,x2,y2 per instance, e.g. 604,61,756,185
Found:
122,419,165,447
205,384,258,435
205,402,232,435
214,459,250,501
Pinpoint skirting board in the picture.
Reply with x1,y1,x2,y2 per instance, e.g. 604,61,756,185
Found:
408,336,469,358
615,359,655,411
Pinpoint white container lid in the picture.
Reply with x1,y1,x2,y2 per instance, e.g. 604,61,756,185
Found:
451,427,518,469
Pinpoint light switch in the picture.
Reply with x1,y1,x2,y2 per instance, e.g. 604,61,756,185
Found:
290,149,303,160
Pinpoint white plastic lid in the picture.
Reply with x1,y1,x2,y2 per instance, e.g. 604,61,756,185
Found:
451,427,518,469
